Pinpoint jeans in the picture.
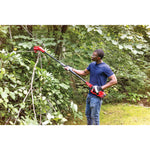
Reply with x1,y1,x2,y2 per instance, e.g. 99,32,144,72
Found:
85,94,103,125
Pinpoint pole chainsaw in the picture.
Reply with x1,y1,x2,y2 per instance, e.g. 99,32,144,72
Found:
33,46,106,98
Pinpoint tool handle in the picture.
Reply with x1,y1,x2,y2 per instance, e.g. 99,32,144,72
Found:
86,82,106,98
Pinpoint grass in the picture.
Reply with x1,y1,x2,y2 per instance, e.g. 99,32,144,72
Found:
65,103,150,125
100,103,150,125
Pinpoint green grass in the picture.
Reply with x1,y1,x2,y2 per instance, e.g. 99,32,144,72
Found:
65,103,150,125
100,103,150,125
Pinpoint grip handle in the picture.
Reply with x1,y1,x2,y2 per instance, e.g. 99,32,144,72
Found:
86,82,106,98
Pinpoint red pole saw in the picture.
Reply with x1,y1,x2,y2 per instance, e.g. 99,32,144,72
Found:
34,46,106,98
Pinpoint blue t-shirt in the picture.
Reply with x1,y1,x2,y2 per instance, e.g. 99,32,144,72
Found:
87,61,114,95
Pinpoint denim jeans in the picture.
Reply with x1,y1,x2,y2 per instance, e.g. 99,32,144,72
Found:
85,94,103,125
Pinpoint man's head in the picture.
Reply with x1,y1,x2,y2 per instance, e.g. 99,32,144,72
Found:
94,49,104,59
91,49,104,61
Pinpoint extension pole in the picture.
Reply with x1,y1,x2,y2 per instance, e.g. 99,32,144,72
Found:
34,46,86,83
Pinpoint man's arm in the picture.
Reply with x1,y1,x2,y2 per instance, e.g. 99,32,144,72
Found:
65,66,90,76
101,74,117,90
72,68,90,76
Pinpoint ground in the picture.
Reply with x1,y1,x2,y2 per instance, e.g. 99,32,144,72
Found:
65,100,150,125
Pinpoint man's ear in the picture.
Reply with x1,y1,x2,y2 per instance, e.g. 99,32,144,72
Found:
98,57,101,60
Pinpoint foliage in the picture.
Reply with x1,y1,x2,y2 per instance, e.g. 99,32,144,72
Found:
0,48,80,125
0,25,150,124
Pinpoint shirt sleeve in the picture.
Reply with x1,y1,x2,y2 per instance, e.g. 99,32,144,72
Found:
87,63,91,71
104,65,114,77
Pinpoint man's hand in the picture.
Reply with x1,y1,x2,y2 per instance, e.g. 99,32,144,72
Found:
91,86,103,94
64,66,73,71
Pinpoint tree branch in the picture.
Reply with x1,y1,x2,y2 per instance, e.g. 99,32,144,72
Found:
30,52,40,120
9,26,12,40
14,52,40,124
21,25,33,38
14,87,31,124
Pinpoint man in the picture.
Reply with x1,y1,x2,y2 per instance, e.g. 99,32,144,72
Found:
65,49,117,125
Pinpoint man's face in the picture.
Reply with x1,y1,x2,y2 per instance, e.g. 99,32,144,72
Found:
91,52,100,61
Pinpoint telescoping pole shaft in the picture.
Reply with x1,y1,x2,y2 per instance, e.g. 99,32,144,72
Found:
44,51,87,83
44,51,66,67
33,46,87,83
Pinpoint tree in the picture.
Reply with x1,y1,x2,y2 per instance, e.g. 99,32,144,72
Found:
53,25,68,57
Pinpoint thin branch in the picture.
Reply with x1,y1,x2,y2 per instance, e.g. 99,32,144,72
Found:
39,53,42,125
9,26,12,40
5,117,11,125
30,52,40,120
15,51,34,53
21,25,33,38
14,87,31,124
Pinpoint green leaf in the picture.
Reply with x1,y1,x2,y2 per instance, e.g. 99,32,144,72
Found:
18,92,23,97
5,87,9,94
13,35,31,40
42,120,51,125
0,98,3,103
9,92,15,100
59,83,69,89
136,44,143,49
0,87,3,93
1,92,8,100
47,113,54,120
20,103,25,109
124,45,133,50
1,29,8,34
23,90,28,95
0,68,5,79
71,101,78,112
118,45,123,49
97,29,102,34
112,40,118,45
131,50,138,55
120,34,127,39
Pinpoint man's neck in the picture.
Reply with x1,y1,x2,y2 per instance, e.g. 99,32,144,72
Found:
96,60,103,64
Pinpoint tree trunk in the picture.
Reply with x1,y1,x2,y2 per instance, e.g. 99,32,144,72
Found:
27,25,33,38
53,25,68,58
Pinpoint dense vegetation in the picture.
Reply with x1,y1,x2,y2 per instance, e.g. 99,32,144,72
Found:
0,25,150,125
